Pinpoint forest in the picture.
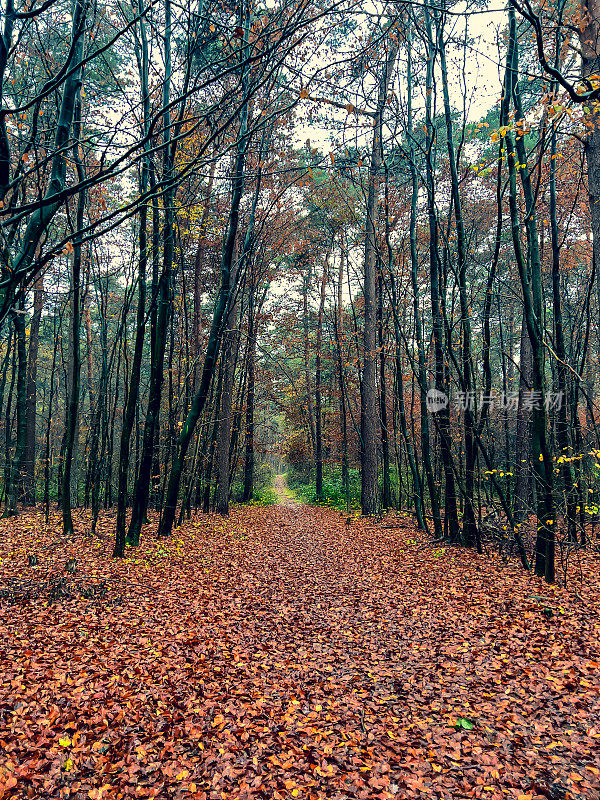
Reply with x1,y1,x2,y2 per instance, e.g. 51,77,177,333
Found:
2,0,600,579
1,0,600,798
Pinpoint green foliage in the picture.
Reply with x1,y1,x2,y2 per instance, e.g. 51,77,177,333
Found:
287,465,361,511
251,487,278,506
233,462,276,506
287,464,412,512
454,717,476,731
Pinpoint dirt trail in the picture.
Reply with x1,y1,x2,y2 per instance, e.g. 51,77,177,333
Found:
273,472,301,507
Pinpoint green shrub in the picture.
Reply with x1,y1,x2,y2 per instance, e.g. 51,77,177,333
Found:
251,486,277,505
287,463,413,512
287,465,361,511
232,462,276,505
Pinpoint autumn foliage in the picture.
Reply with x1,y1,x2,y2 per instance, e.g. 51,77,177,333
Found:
1,504,599,800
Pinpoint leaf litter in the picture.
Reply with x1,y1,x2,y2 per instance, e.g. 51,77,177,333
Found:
0,505,599,800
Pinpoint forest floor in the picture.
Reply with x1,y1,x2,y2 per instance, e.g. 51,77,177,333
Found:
0,503,599,800
273,474,301,508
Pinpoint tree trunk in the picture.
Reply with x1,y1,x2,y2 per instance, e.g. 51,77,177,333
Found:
114,0,150,555
127,0,175,547
506,7,555,581
215,256,240,516
242,287,256,503
361,39,398,516
193,154,217,361
378,264,391,510
302,269,316,454
83,294,94,506
405,34,436,534
0,326,13,506
424,8,459,540
315,259,328,502
549,104,577,541
437,11,479,550
158,0,252,538
62,96,85,537
514,313,533,522
23,274,44,505
4,308,26,516
335,240,350,512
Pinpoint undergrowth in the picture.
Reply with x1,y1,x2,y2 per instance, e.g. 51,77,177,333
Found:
287,466,362,511
232,462,277,506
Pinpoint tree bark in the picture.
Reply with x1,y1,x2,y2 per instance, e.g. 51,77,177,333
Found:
215,254,240,516
157,0,252,538
4,308,26,516
127,0,175,547
437,11,479,550
62,94,85,537
242,283,256,503
315,258,328,502
361,38,398,516
423,7,459,540
114,0,151,555
506,7,555,581
23,273,44,505
378,263,391,510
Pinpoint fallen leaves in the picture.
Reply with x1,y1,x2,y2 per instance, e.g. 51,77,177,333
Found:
0,505,599,800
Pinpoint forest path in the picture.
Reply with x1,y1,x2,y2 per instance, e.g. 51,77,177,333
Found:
273,471,302,506
1,505,599,799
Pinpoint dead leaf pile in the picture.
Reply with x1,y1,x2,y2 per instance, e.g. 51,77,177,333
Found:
0,506,599,800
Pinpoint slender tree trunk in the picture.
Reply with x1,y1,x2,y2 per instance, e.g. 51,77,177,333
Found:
514,313,533,521
378,264,391,510
3,340,16,509
62,95,85,536
193,154,217,361
23,274,43,505
0,326,12,506
581,0,600,316
83,293,94,506
405,35,437,534
4,308,26,516
228,129,269,507
506,7,555,581
424,7,459,540
334,241,350,513
315,259,328,502
437,11,479,550
44,314,59,522
549,104,577,541
242,287,256,502
361,39,398,516
383,166,425,527
158,0,251,538
128,0,174,547
203,378,222,513
114,0,151,555
302,269,316,454
89,295,110,535
215,256,240,516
